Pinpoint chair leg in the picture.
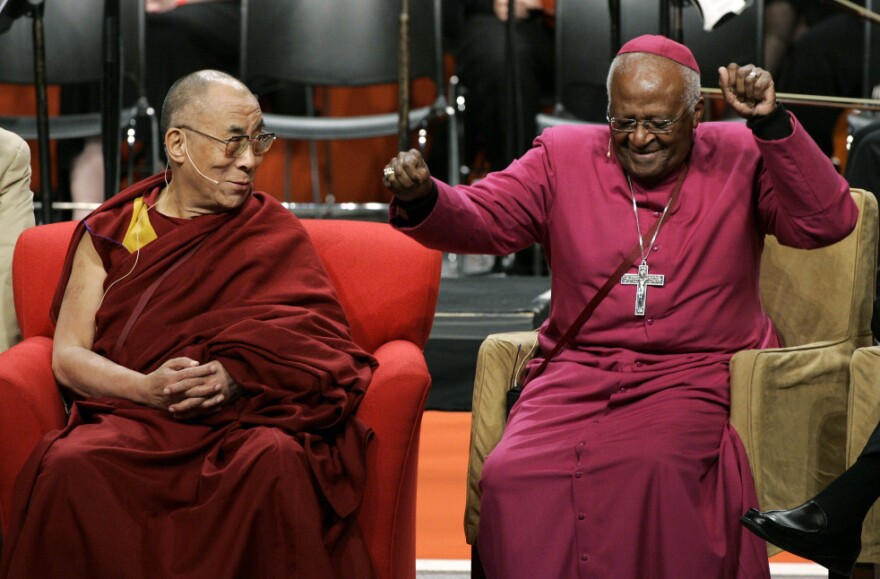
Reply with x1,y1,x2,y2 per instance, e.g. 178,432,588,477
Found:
446,78,461,187
471,544,487,579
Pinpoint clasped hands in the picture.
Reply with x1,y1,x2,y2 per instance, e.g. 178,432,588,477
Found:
143,357,241,420
718,63,777,120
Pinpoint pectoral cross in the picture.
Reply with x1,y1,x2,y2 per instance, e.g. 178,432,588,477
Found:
620,263,664,317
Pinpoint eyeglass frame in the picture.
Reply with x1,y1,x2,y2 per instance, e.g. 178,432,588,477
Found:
175,125,277,157
605,95,700,135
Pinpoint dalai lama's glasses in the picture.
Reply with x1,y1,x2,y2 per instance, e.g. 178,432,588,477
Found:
606,96,699,134
176,126,276,157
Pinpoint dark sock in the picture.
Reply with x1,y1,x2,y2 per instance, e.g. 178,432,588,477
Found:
813,453,880,530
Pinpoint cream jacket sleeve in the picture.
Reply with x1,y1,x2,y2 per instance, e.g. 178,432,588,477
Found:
0,128,35,351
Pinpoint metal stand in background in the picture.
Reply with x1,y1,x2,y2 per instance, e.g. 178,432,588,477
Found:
27,0,51,224
504,0,525,164
863,0,874,100
0,0,124,220
127,0,161,186
102,0,121,201
609,0,622,56
0,0,52,223
659,0,685,42
397,0,411,152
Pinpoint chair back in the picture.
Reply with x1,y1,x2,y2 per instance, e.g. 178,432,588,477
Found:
0,1,141,88
0,1,142,144
541,0,762,126
241,0,443,90
12,221,76,341
301,220,441,353
11,219,442,355
549,0,609,123
238,0,457,200
759,189,877,347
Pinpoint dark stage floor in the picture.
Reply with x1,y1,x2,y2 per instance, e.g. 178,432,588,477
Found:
424,275,550,411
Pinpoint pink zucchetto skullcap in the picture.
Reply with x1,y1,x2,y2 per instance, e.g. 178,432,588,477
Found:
616,34,700,75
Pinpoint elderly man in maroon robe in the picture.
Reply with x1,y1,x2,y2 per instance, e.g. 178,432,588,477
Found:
0,70,377,578
383,35,858,578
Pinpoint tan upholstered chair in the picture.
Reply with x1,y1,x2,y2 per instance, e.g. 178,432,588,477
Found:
847,346,880,563
464,189,878,561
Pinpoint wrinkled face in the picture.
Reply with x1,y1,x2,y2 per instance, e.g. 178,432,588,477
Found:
608,55,703,184
166,82,267,216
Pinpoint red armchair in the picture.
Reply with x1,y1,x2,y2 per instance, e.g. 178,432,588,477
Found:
0,219,441,579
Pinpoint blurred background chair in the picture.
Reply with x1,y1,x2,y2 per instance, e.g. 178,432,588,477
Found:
240,0,458,206
462,189,877,568
0,219,442,579
0,0,159,218
537,0,764,132
535,0,606,131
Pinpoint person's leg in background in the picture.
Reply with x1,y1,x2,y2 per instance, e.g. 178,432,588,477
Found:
457,6,553,274
776,13,874,158
58,83,103,221
457,10,553,175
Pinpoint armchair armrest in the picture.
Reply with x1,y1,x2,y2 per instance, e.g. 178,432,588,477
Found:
464,332,853,552
846,346,880,563
464,331,538,545
0,337,65,533
730,339,853,522
356,339,431,579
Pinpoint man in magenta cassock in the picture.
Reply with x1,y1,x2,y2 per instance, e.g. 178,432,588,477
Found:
383,35,858,578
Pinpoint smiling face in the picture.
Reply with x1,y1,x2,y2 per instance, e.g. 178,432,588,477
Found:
164,77,266,218
608,54,704,185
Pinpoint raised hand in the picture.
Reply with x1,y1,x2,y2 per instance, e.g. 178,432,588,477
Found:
382,148,433,202
718,64,777,120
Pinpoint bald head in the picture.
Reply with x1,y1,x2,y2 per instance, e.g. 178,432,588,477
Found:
160,70,254,136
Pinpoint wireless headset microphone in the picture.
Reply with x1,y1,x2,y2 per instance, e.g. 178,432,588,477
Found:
182,134,220,185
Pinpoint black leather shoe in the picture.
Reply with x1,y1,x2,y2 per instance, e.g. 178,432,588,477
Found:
740,500,861,578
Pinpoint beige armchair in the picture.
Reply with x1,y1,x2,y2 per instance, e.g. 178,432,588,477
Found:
847,346,880,563
464,189,878,561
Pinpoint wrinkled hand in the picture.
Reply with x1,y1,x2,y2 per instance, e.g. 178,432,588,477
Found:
494,0,544,21
718,63,777,120
382,149,433,202
142,357,241,419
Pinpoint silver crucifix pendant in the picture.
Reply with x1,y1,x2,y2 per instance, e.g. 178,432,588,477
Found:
620,263,665,316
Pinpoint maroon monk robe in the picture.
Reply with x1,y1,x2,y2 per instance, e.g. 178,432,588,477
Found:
0,173,377,579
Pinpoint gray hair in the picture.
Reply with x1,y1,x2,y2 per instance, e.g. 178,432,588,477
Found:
606,53,701,112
